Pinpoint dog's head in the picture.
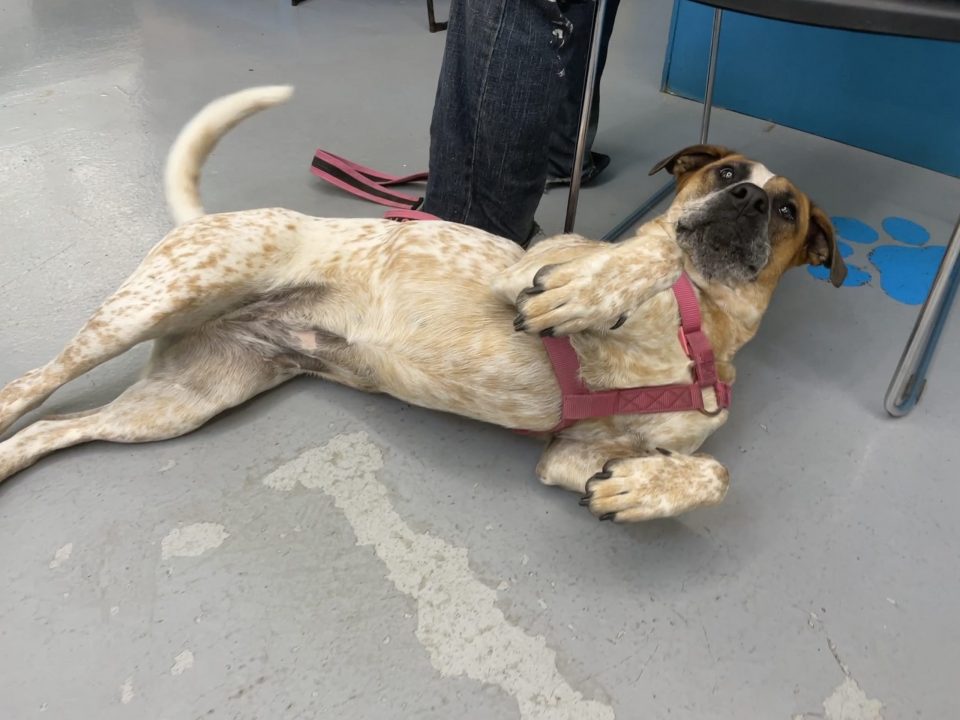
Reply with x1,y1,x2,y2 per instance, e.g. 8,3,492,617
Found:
650,144,846,290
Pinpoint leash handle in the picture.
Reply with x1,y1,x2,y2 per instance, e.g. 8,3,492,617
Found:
311,149,428,210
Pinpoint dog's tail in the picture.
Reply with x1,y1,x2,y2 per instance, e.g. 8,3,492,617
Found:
164,85,294,225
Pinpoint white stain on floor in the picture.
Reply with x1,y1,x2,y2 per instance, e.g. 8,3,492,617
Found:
119,676,135,705
170,649,195,676
794,677,884,720
262,431,614,720
822,678,884,720
48,543,73,569
160,523,229,560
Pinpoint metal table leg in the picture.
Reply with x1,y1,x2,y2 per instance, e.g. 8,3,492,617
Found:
599,7,724,242
884,212,960,416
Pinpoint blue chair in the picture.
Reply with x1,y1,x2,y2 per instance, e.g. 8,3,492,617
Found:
565,0,960,417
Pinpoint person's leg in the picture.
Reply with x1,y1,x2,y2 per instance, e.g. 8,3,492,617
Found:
421,0,571,245
546,0,621,185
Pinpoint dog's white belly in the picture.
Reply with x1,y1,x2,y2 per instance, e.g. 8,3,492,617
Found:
318,291,561,429
276,217,564,429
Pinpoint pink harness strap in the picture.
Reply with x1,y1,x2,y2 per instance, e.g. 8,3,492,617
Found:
383,209,440,222
539,274,732,432
307,149,732,432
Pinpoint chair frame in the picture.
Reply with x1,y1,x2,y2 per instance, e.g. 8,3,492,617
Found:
426,0,448,33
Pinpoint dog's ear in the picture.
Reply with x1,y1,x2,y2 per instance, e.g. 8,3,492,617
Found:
648,144,734,179
805,205,847,288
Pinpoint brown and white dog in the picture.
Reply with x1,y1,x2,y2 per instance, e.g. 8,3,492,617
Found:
0,86,846,520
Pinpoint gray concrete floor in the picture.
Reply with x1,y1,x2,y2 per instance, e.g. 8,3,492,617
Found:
1,1,958,718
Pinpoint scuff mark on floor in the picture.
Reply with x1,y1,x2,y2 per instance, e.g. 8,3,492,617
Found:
170,649,194,676
160,522,229,560
48,542,73,569
262,431,615,720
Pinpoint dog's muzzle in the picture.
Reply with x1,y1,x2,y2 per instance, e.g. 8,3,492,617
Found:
676,182,772,283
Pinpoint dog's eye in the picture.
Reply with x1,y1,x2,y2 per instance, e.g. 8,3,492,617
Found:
778,203,797,222
718,166,735,181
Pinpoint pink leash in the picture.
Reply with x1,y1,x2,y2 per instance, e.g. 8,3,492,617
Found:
311,149,429,211
309,149,732,431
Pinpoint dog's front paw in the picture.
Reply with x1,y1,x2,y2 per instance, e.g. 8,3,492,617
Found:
578,450,729,522
513,256,626,337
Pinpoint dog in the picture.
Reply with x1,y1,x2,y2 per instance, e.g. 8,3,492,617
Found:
0,86,846,521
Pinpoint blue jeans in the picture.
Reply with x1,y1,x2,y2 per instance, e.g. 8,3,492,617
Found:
421,0,620,245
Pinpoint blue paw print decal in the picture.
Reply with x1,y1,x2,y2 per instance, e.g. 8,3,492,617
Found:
808,215,946,305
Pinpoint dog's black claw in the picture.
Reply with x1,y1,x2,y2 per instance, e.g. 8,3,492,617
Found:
656,447,672,456
584,474,609,493
513,315,526,332
523,286,545,296
610,314,628,330
601,459,619,473
599,512,617,522
589,470,613,481
532,264,556,287
539,327,555,337
578,495,592,506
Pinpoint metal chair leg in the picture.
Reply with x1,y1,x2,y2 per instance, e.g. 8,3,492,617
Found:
564,0,611,233
884,212,960,416
699,8,723,144
601,7,724,242
426,0,447,32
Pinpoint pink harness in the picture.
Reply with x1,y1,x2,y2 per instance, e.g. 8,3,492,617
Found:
536,274,731,432
311,149,732,432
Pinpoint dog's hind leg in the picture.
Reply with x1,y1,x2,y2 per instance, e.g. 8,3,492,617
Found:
0,212,302,437
0,329,292,483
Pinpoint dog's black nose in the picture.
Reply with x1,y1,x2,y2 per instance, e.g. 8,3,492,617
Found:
729,183,768,216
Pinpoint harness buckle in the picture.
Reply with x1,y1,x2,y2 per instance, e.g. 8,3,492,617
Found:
692,383,725,417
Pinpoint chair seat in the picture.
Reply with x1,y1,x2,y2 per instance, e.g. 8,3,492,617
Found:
695,0,960,42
